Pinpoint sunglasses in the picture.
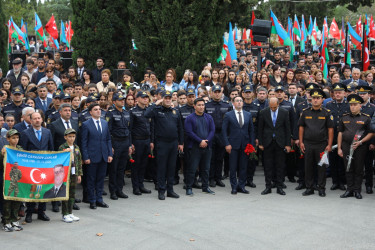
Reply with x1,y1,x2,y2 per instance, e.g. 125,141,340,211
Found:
202,75,209,78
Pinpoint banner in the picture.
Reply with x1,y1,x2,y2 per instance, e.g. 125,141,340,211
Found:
3,147,71,202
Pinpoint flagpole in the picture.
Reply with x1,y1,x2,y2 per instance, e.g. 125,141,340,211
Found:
345,16,349,66
362,14,366,71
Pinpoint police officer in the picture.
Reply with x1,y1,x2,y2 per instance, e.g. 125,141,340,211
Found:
45,92,62,122
130,91,152,195
144,90,184,200
47,93,79,125
253,87,269,110
2,87,28,124
338,94,374,199
299,89,334,197
326,83,349,191
79,95,106,126
205,85,231,188
106,92,132,200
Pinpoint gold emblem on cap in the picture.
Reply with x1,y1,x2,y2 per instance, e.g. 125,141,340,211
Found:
334,85,341,89
307,85,314,89
142,92,146,95
65,93,69,96
350,98,357,103
119,95,123,98
359,87,365,92
246,86,250,89
15,87,20,91
166,91,171,94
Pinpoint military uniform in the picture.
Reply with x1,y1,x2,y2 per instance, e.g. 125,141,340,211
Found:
8,166,22,197
2,102,29,124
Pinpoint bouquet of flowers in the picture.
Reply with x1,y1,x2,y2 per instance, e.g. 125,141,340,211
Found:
244,144,258,160
318,144,337,167
148,151,155,159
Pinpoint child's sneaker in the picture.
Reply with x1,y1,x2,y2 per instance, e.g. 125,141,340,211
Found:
68,214,79,222
3,224,14,232
11,221,23,231
62,215,73,223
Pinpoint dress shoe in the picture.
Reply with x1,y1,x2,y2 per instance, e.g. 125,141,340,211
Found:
202,188,215,195
167,191,180,198
330,184,339,190
38,213,50,221
90,203,97,209
192,182,202,189
102,190,107,196
158,192,165,200
366,186,373,194
237,188,249,194
302,189,314,196
75,198,81,203
231,190,237,195
295,183,306,190
209,179,216,187
186,189,193,196
52,204,59,213
354,192,362,199
318,190,326,197
288,177,296,183
277,188,286,195
246,181,256,188
96,201,109,208
216,180,225,187
73,203,80,210
133,188,142,195
340,191,354,198
110,193,118,200
140,187,151,194
116,191,129,199
339,184,346,191
261,188,272,195
25,213,32,223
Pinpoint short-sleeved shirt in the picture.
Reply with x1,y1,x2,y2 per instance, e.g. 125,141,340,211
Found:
338,113,372,144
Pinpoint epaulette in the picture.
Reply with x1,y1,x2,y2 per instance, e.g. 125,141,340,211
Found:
51,110,58,115
3,103,10,107
362,113,370,117
72,109,77,113
322,107,330,112
342,113,350,116
302,107,309,111
107,107,115,112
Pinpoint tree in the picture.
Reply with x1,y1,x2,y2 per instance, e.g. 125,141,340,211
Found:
0,0,8,72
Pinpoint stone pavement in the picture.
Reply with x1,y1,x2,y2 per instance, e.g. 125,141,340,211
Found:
2,169,375,250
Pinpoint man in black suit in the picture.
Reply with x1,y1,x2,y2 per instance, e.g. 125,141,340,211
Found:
342,68,367,86
20,112,54,223
43,164,67,198
258,97,291,195
13,107,34,132
7,59,25,88
288,83,304,108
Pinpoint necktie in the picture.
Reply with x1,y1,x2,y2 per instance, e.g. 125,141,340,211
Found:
36,130,41,141
96,120,102,134
272,111,277,127
54,188,58,197
65,121,70,128
238,112,243,128
42,100,46,110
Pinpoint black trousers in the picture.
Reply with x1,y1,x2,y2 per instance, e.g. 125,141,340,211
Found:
329,150,346,185
209,134,225,181
343,142,367,192
108,139,129,194
364,150,374,188
304,143,327,190
297,147,305,184
156,140,178,193
131,139,150,189
186,145,211,189
264,141,285,188
285,150,297,179
246,159,257,182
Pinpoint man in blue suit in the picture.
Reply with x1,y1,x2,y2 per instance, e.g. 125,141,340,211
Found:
34,85,52,114
342,68,367,86
81,103,113,209
13,107,35,132
20,112,54,223
222,96,255,195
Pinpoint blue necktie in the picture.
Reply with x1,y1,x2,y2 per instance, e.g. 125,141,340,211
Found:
96,121,102,134
272,111,276,127
36,130,41,141
42,100,46,110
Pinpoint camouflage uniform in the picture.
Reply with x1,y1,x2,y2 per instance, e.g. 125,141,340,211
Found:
58,142,83,216
8,166,22,197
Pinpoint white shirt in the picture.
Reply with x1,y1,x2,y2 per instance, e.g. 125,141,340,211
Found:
235,109,244,125
271,108,279,121
92,118,102,132
62,118,71,129
289,95,296,106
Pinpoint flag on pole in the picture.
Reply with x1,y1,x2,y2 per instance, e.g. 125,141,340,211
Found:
339,17,345,48
45,15,58,40
346,25,352,67
369,15,375,39
34,13,47,47
60,20,67,44
363,28,370,71
323,18,329,40
293,15,301,39
348,22,362,50
300,15,306,52
329,18,340,40
227,22,237,61
10,17,28,49
308,16,313,36
320,23,329,79
270,10,294,60
311,18,318,45
356,16,362,37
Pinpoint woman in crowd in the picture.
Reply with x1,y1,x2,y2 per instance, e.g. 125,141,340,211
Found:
1,78,12,92
20,74,30,92
269,65,283,87
97,69,116,93
0,88,10,105
81,70,93,86
282,69,296,86
313,70,327,87
68,66,78,83
364,71,374,86
218,69,227,86
211,69,220,86
71,94,81,113
25,97,36,109
259,73,271,90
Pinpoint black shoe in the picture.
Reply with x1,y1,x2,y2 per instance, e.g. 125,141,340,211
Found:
140,187,151,194
261,188,272,195
38,213,50,221
281,183,287,189
158,192,165,200
110,193,118,200
318,190,326,197
167,191,180,198
102,190,107,196
133,188,142,196
209,179,216,187
192,182,202,189
288,177,296,183
52,204,59,213
237,188,249,194
330,184,339,190
116,191,129,199
340,191,354,198
96,201,109,208
366,186,373,194
339,184,346,191
354,192,362,199
90,203,97,209
231,190,237,195
25,213,32,223
186,188,193,196
295,183,306,190
246,181,256,188
75,198,81,203
202,188,215,195
216,180,225,187
302,189,314,196
277,188,286,195
73,203,80,210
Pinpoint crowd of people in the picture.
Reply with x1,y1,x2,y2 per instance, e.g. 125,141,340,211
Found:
1,39,375,233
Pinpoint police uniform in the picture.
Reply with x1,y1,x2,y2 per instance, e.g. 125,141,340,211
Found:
106,93,131,199
129,91,152,195
78,95,106,126
298,89,334,196
144,91,184,200
326,84,350,190
2,87,29,124
205,85,231,186
47,93,79,125
338,94,373,199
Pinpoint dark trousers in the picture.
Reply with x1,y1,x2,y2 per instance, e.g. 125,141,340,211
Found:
183,147,191,183
224,152,229,176
26,202,46,215
186,145,211,189
209,134,225,181
364,150,374,188
343,142,367,192
264,141,285,188
297,147,305,184
131,139,150,189
62,175,77,215
109,139,129,194
304,143,327,190
156,140,178,193
247,159,257,183
81,163,88,200
229,146,248,190
87,159,107,203
286,150,297,179
329,150,346,185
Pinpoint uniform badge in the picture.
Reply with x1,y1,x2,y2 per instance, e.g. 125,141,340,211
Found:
47,118,51,124
330,115,333,121
106,116,110,122
172,110,176,115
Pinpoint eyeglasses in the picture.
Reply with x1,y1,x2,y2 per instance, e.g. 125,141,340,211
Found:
202,75,209,78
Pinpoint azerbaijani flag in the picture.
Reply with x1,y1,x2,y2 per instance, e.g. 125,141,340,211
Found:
34,13,47,47
10,17,27,46
227,22,237,61
270,10,294,59
3,147,71,202
320,22,329,79
300,15,307,52
60,20,67,45
311,18,318,45
348,21,362,50
308,16,313,36
293,15,301,39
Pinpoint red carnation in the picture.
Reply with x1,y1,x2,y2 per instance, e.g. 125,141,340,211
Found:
129,155,135,163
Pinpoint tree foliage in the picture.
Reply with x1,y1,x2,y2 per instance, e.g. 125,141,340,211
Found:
0,0,8,72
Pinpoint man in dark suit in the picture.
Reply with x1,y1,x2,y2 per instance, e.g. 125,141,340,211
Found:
34,85,52,114
13,107,34,132
81,103,113,209
288,83,304,108
342,68,367,86
222,96,255,195
258,97,291,195
20,112,54,223
43,164,67,198
7,59,25,88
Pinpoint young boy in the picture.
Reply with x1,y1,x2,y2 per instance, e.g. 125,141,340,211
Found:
1,129,23,232
58,128,83,223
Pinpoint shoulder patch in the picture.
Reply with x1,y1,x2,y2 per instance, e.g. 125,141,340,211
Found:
362,113,370,117
342,113,350,116
302,107,309,111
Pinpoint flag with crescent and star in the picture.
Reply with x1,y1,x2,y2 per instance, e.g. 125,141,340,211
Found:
3,146,71,202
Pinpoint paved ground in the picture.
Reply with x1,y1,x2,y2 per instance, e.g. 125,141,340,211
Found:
2,168,375,250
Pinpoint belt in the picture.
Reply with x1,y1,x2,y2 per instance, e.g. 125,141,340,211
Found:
132,136,150,140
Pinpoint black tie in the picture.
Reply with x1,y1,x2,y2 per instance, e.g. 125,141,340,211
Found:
65,121,70,128
238,112,243,128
